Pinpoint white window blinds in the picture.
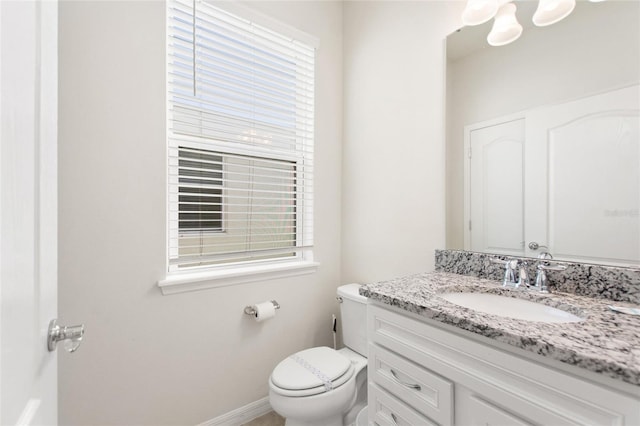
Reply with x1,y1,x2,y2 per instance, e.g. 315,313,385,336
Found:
167,0,315,271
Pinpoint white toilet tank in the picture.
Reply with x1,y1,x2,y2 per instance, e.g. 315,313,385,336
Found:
337,284,368,356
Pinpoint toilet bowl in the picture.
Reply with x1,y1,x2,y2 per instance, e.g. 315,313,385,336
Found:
269,347,367,426
268,284,368,426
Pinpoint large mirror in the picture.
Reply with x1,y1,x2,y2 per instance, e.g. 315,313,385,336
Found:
445,0,640,267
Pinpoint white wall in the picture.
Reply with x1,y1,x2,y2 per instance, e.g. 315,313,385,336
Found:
58,1,342,424
342,1,464,283
446,1,640,249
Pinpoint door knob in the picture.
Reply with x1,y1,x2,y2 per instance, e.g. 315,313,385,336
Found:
528,241,550,251
47,319,84,353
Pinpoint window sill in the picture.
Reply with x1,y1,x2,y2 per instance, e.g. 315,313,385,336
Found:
157,260,319,295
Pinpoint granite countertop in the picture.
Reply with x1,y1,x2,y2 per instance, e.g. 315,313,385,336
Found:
360,271,640,387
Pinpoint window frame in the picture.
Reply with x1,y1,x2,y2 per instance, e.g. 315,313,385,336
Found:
160,1,319,294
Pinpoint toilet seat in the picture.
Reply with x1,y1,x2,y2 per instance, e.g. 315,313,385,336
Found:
270,347,355,397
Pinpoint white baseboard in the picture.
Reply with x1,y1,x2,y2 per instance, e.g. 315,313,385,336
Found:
198,397,273,426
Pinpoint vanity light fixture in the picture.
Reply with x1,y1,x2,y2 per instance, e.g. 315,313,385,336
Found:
462,0,602,46
487,3,523,46
532,0,576,26
461,0,500,26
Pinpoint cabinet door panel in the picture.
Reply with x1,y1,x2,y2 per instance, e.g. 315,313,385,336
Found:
463,394,533,426
369,383,437,426
370,344,453,425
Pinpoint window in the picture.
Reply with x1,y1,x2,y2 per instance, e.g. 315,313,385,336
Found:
167,0,315,275
178,147,223,233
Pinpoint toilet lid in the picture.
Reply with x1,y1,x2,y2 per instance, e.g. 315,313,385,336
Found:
271,347,352,391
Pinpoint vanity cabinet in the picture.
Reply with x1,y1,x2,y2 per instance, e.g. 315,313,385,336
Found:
367,303,640,426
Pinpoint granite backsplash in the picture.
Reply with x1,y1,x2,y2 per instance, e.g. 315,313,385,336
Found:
435,249,640,304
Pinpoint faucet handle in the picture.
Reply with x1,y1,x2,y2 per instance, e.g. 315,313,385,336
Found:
518,261,530,288
537,263,567,272
490,257,518,268
534,262,566,293
490,257,519,287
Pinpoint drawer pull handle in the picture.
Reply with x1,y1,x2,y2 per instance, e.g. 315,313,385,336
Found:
390,369,421,390
390,412,399,426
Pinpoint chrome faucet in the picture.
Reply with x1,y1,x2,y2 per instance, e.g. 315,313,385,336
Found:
534,262,567,293
490,255,565,293
490,257,526,288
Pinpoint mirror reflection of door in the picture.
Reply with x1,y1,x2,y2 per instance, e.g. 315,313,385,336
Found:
465,85,640,267
525,85,639,265
467,118,525,256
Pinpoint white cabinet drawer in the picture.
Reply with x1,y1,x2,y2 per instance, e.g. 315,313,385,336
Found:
369,343,453,425
369,382,438,426
463,394,533,426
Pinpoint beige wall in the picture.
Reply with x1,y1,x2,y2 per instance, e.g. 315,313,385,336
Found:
58,1,342,424
341,1,463,284
59,0,465,423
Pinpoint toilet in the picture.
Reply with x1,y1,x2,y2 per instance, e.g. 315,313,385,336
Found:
268,284,368,426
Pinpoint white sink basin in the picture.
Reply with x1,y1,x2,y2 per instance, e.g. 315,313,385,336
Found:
439,292,584,323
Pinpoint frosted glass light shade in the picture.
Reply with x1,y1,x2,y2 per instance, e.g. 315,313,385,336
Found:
462,0,499,26
487,3,523,46
533,0,576,26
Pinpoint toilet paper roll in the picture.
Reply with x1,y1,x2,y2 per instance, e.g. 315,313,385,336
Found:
252,301,276,322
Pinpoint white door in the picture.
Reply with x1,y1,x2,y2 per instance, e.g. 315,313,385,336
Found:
525,85,640,264
466,118,525,256
1,1,59,424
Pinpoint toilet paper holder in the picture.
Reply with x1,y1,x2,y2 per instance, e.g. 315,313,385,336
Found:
244,300,280,316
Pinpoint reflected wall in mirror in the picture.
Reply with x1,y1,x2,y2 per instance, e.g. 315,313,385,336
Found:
445,0,640,267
